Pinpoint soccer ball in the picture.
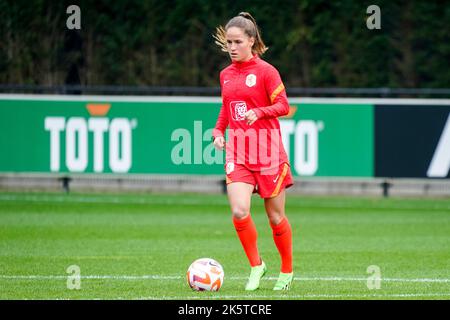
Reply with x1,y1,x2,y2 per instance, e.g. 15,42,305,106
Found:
186,258,224,291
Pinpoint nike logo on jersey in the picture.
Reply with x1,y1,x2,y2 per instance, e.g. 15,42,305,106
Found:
273,174,280,183
224,80,230,84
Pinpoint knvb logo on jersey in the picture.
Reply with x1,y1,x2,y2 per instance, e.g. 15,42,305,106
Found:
245,74,257,87
230,101,248,121
44,104,138,173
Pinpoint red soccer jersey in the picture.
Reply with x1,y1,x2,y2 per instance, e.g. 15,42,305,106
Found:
213,54,290,173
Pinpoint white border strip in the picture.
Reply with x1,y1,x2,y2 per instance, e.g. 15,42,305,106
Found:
289,97,450,105
0,94,450,105
0,94,220,103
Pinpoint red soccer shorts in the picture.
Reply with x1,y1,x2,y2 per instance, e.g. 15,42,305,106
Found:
225,162,294,198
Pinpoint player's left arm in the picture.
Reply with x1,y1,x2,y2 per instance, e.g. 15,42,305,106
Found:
252,66,289,120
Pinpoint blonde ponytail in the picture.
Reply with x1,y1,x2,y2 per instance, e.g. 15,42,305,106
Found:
213,25,228,53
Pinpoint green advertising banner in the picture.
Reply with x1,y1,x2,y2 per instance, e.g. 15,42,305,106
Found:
280,103,373,177
0,95,373,177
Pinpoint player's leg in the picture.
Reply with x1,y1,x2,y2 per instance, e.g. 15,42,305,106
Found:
227,182,267,290
227,181,254,220
264,189,294,290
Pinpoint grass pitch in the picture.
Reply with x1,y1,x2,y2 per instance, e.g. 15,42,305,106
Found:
0,191,449,300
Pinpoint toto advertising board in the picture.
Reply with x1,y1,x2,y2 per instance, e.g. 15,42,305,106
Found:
0,95,449,178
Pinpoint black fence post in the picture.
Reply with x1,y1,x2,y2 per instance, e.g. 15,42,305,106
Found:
60,176,72,193
381,180,391,198
221,179,227,195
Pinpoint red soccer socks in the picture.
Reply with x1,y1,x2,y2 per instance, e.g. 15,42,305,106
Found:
270,217,293,273
232,214,262,267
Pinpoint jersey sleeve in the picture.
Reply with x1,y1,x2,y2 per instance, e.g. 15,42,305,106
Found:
253,66,289,119
213,103,228,138
213,71,229,139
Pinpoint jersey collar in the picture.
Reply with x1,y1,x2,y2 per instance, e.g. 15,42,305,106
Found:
232,54,259,69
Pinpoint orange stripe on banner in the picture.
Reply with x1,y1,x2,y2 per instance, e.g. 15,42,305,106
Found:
270,164,289,198
86,103,111,116
270,83,285,104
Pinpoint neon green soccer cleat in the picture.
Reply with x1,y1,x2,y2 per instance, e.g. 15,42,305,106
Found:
245,261,267,291
273,272,293,291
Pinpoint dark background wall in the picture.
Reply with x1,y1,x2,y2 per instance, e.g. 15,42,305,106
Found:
1,0,449,88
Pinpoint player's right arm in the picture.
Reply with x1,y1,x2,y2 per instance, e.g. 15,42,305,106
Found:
213,106,227,150
213,72,229,150
213,71,229,150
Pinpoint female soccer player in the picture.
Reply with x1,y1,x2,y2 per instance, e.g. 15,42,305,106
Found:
212,12,294,291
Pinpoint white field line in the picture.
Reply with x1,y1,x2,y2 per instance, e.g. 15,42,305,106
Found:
0,194,222,206
0,194,226,205
1,274,450,283
20,293,450,300
1,194,449,211
2,94,450,105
